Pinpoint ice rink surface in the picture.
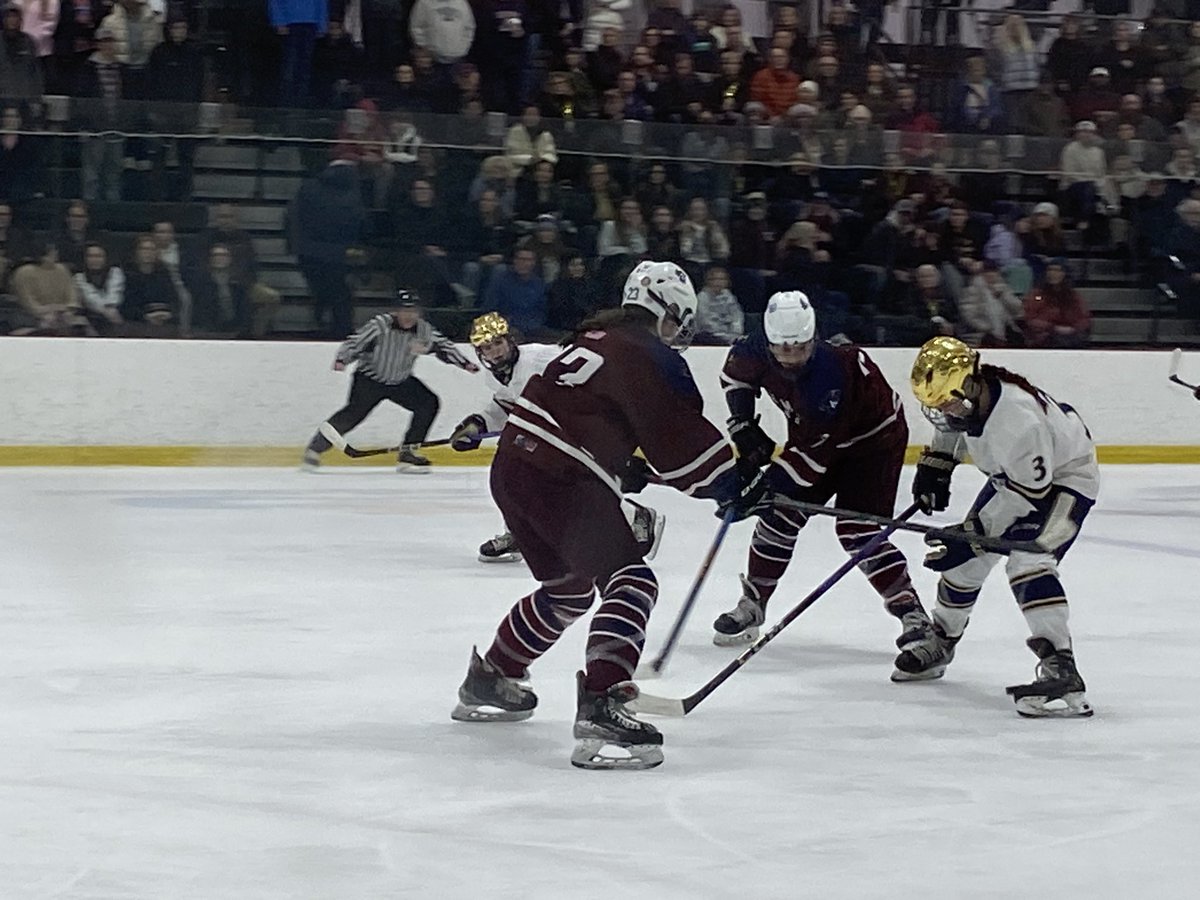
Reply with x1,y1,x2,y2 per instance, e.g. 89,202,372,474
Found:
2,464,1199,899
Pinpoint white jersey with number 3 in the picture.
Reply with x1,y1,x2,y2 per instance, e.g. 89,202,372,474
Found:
933,379,1100,506
478,343,565,432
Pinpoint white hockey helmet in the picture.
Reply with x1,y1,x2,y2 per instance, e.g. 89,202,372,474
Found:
622,260,697,348
764,291,817,345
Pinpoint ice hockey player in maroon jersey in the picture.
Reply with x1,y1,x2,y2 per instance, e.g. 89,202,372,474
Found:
451,261,769,770
712,291,934,676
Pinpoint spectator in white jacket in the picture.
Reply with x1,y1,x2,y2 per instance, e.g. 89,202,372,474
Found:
409,0,475,64
958,260,1024,347
74,241,124,331
1059,119,1112,223
504,105,558,172
694,265,744,344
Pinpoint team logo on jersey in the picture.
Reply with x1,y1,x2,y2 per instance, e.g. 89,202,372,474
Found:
820,390,842,414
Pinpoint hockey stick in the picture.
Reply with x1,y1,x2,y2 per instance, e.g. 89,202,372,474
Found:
1168,348,1200,398
639,508,736,678
771,497,1042,556
628,502,922,718
320,422,499,458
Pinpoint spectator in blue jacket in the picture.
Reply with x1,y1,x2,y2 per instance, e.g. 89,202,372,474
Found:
483,245,546,335
950,55,1005,134
269,0,328,107
287,159,366,337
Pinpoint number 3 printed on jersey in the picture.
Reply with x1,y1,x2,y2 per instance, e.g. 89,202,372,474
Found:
555,347,605,387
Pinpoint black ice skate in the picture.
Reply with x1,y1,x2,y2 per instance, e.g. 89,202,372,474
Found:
571,672,664,770
396,445,431,474
630,504,667,561
1006,638,1094,718
896,607,934,651
450,647,537,723
892,622,959,682
712,576,765,646
299,449,321,472
478,531,522,564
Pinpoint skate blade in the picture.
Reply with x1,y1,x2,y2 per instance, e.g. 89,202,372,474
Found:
645,513,666,561
570,739,664,770
450,702,534,723
396,465,432,475
1014,693,1094,718
712,626,759,647
890,665,947,683
477,552,523,564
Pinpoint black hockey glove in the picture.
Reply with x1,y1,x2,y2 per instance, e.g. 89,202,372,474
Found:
728,415,775,470
716,461,773,522
924,516,985,572
619,456,653,494
450,414,487,452
913,448,958,514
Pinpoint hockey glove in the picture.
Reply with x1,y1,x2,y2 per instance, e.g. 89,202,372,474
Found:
716,461,773,522
619,456,653,494
924,516,986,571
450,414,487,452
728,415,775,470
912,448,957,514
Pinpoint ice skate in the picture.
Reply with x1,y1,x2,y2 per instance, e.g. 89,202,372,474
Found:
712,577,765,646
396,445,431,474
892,623,959,682
478,531,522,563
299,449,321,472
1006,638,1094,718
895,607,934,651
571,672,664,770
630,504,666,561
450,647,537,722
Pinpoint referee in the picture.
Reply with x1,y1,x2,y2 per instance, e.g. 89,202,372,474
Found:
303,291,479,472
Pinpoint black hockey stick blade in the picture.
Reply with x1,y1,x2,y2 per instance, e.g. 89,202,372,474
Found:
629,504,921,718
343,431,500,458
343,443,402,458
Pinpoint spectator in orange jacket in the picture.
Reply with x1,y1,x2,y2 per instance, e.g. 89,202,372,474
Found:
1022,258,1091,348
750,47,800,120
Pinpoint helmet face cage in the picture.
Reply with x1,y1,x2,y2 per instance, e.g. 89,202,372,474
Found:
920,395,975,433
470,312,518,383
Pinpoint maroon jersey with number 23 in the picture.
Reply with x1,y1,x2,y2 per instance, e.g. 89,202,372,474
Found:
505,324,738,500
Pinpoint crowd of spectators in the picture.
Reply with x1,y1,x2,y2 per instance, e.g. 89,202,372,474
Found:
1,1,1200,342
0,198,279,336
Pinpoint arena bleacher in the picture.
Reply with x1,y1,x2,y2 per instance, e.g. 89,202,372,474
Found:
0,0,1197,347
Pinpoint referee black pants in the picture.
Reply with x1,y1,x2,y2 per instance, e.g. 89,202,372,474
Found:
309,372,440,453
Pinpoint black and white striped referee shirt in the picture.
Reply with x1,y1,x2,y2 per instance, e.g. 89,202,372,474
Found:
335,314,472,384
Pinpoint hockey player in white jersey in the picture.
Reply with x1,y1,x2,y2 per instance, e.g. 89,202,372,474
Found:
900,336,1098,718
449,313,666,563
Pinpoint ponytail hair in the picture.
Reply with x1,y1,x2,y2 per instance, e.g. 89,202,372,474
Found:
980,364,1048,411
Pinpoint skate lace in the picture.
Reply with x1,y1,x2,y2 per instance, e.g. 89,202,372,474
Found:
607,697,653,734
730,595,764,627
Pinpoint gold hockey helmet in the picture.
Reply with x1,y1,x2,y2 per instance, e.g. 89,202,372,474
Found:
469,312,511,347
469,312,519,384
910,336,979,408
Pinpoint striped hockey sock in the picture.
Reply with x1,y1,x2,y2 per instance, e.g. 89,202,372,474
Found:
835,518,920,616
585,564,658,692
485,581,596,679
745,507,807,604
